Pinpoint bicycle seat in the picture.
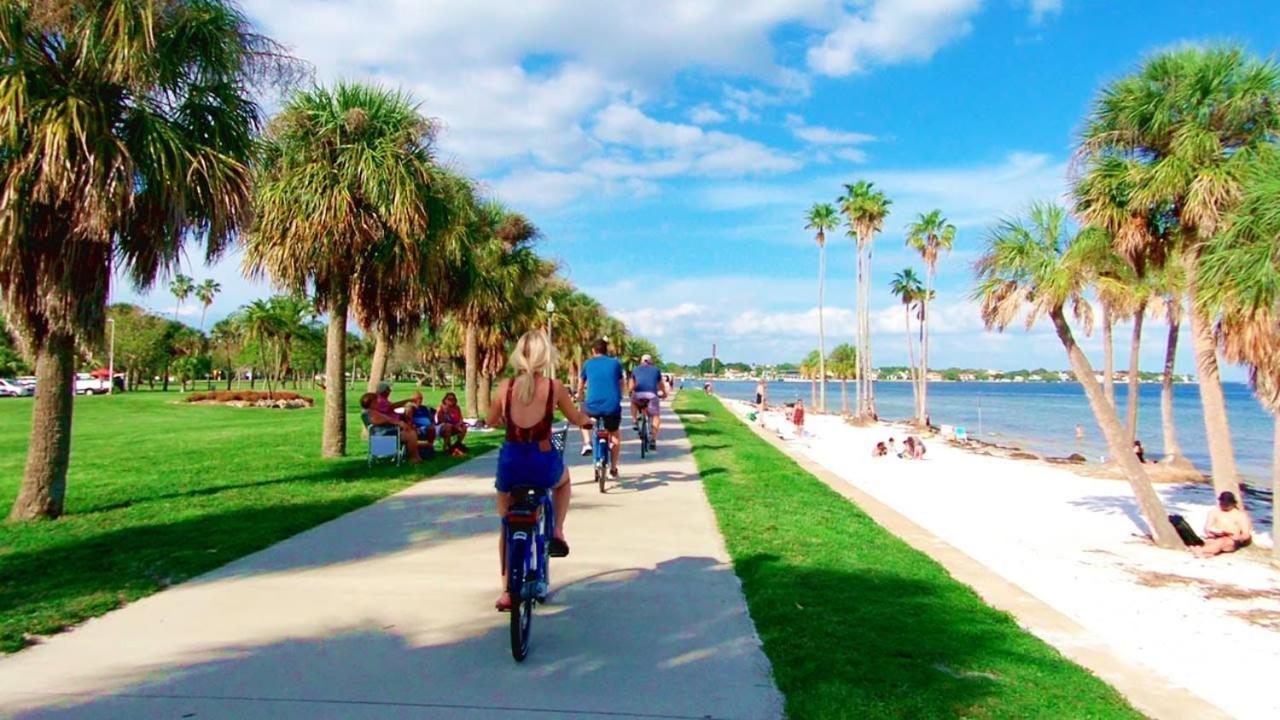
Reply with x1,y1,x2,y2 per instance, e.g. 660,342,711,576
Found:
633,398,650,409
508,485,549,507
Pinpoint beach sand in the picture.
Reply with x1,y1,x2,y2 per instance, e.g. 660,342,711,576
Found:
729,399,1278,720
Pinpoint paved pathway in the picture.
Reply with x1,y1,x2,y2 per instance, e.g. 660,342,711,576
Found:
0,401,783,719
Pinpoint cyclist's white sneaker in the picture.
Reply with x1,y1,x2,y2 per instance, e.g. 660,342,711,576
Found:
580,446,590,456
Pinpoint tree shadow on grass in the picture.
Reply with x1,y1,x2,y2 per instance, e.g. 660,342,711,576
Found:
731,553,1140,719
0,490,500,654
7,557,785,720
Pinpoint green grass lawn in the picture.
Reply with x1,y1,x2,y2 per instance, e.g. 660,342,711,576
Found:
675,392,1141,720
0,383,498,653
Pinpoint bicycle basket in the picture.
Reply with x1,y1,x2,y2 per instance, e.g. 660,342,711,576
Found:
550,425,569,457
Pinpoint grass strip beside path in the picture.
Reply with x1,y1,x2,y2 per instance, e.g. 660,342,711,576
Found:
0,385,498,653
675,392,1141,719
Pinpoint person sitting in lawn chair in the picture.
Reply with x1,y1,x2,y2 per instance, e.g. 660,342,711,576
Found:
360,392,423,464
436,392,468,456
375,382,436,452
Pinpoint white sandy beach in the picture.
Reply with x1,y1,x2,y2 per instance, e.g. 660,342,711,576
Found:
728,399,1279,720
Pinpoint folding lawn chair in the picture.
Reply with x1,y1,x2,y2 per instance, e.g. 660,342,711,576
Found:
360,411,405,466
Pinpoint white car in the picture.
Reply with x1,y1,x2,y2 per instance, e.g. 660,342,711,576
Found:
0,379,32,397
74,373,110,395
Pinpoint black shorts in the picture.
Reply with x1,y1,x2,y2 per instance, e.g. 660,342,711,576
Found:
589,411,622,432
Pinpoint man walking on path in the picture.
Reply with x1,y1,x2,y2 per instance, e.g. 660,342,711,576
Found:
578,338,624,477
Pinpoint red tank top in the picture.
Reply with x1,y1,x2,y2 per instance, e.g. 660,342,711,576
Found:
505,378,555,444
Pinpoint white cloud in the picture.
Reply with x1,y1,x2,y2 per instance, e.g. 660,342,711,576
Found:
699,152,1069,231
807,0,982,77
614,302,707,339
786,113,875,164
689,104,729,125
1028,0,1063,25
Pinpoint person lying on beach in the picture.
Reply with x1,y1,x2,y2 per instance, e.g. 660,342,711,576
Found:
872,441,888,457
1192,491,1253,558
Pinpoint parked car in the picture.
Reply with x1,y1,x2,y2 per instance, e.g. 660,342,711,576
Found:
74,373,110,395
0,378,33,397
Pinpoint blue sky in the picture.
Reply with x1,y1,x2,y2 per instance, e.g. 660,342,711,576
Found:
114,0,1280,378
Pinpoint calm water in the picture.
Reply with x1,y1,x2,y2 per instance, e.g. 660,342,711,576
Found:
702,379,1275,484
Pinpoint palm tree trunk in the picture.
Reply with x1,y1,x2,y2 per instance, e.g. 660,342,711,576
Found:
367,327,391,393
1187,301,1244,498
1049,307,1180,549
322,292,349,458
1157,302,1182,458
854,244,864,419
1272,416,1278,564
841,377,848,415
864,251,876,418
817,244,827,413
464,323,479,418
1125,305,1145,443
478,374,493,418
905,305,918,420
919,269,933,426
1102,305,1115,410
8,331,76,521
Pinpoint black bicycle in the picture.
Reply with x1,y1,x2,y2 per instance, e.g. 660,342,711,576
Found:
504,425,568,661
635,398,651,458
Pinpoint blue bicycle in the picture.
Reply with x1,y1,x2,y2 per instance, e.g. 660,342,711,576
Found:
504,425,568,661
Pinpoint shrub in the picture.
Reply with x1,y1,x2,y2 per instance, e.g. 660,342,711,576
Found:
185,390,312,406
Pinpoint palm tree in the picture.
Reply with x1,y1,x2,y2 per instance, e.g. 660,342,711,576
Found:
0,1,275,520
973,202,1180,548
1065,226,1137,414
195,280,222,333
807,203,840,413
1199,153,1280,561
827,343,857,415
244,82,438,458
210,317,243,390
1075,45,1280,500
838,181,892,420
1150,259,1191,467
240,300,284,394
171,275,195,323
889,268,925,418
800,349,822,407
905,210,956,426
359,169,476,393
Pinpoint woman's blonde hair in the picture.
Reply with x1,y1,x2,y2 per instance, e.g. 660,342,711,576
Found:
511,330,554,404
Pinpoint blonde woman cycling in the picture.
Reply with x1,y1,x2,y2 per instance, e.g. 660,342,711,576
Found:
486,330,593,612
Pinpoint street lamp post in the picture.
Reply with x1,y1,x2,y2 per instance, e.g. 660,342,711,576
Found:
545,298,556,378
107,318,116,395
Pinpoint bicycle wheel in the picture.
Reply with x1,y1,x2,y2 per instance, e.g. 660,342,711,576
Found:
639,419,648,459
596,459,605,493
507,532,533,661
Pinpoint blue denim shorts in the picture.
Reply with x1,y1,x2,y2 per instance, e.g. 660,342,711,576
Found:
495,441,565,493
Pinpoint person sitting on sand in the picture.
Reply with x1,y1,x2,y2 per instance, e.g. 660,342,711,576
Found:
1133,439,1148,463
901,436,926,460
872,441,888,457
887,437,897,455
1193,491,1253,558
360,392,423,463
792,398,805,437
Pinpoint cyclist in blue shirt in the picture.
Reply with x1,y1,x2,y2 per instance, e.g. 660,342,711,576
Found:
629,354,667,450
578,338,624,476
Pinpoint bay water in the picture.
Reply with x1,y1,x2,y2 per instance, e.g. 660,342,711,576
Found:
702,379,1274,485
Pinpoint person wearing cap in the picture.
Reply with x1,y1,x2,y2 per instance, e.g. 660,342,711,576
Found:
373,382,435,454
629,353,667,450
1193,491,1253,558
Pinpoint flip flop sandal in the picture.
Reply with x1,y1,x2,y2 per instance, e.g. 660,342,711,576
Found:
549,537,570,558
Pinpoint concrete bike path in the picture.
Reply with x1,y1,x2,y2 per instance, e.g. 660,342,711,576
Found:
0,401,784,720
